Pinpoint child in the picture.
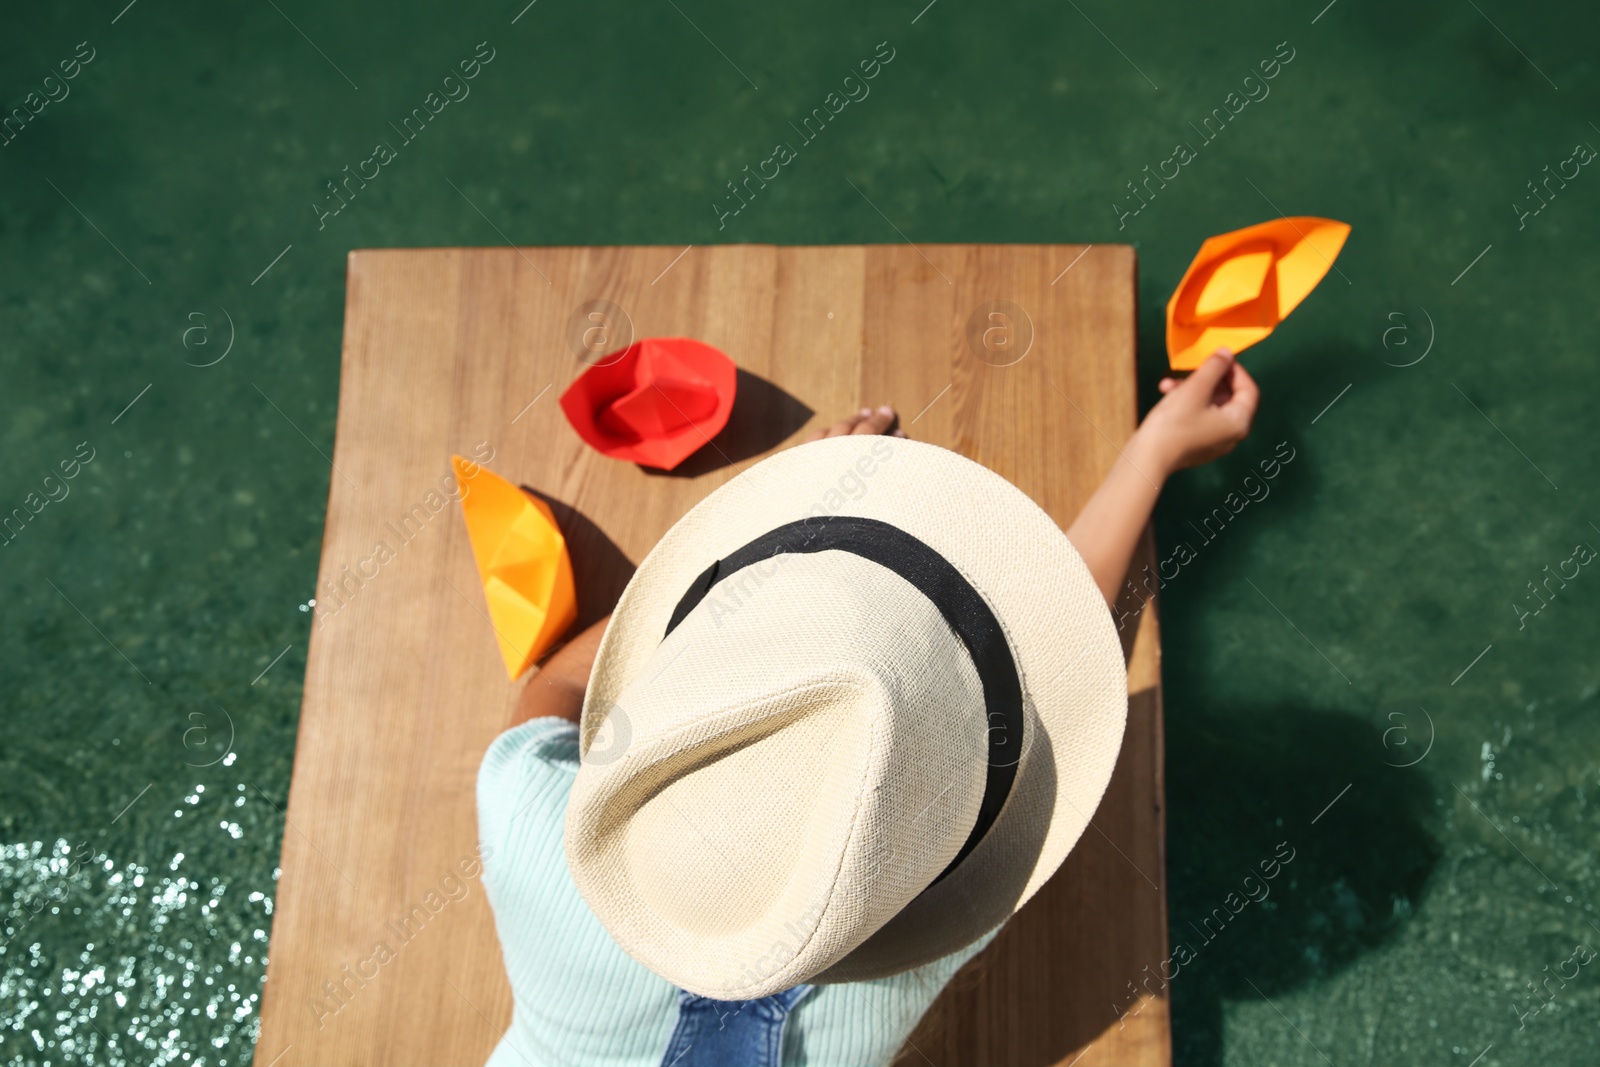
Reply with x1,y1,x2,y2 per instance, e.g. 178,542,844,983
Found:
477,349,1258,1067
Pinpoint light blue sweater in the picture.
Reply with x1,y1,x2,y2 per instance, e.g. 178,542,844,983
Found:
476,717,1000,1067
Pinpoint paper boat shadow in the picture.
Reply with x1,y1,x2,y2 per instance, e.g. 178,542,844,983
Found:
519,488,637,632
642,369,814,479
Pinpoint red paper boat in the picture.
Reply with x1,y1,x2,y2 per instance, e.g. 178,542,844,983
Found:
559,337,738,470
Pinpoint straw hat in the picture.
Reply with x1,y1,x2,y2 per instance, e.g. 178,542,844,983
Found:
564,434,1127,999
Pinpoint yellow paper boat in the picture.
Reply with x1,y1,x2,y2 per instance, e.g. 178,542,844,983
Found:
452,456,578,679
1166,217,1351,370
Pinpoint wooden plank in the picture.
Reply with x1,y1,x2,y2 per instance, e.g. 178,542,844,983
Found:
256,244,1167,1067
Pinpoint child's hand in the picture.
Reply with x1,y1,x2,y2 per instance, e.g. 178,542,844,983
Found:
1138,348,1259,474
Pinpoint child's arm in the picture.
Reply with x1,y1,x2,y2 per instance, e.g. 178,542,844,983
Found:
507,363,1255,724
509,614,611,726
1067,349,1259,604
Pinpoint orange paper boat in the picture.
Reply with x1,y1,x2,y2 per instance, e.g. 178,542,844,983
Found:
452,456,578,680
1166,217,1351,371
559,337,737,470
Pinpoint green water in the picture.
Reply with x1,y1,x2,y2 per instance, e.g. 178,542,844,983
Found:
2,0,1597,1063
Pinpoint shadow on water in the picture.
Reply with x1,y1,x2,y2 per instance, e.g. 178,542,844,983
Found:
1129,330,1441,1063
1163,703,1441,1066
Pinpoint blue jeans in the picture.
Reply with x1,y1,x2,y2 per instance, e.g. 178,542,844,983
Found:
658,984,816,1067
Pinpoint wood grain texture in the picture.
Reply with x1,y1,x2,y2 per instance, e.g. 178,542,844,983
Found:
255,244,1168,1067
